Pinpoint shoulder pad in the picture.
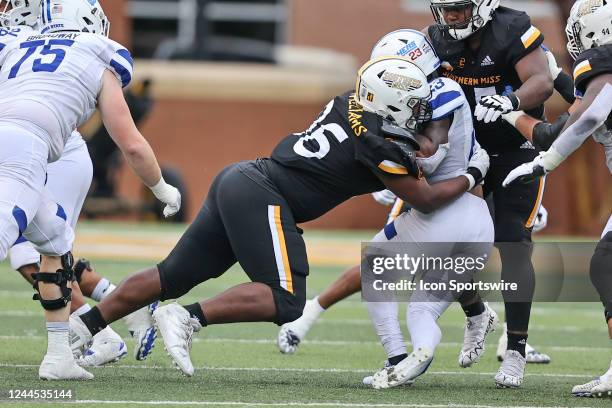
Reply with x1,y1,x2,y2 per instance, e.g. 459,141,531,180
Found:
104,38,133,88
429,77,464,121
573,45,612,95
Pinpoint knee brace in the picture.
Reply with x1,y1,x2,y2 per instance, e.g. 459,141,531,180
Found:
32,252,75,310
591,232,612,319
271,286,305,325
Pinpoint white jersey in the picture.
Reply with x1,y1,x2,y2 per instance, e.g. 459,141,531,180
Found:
0,29,132,162
426,77,475,184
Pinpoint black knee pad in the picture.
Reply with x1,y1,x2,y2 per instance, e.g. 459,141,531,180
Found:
270,286,306,325
590,232,612,316
32,252,74,310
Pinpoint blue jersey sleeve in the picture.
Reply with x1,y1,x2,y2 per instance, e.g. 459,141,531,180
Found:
108,46,133,88
429,77,465,121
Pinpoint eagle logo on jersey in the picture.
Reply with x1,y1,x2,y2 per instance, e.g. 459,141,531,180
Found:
381,72,422,92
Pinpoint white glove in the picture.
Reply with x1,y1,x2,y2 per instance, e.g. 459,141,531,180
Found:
372,189,397,206
416,143,450,175
544,49,562,80
503,148,565,187
149,177,181,217
532,205,548,233
475,94,519,124
464,146,490,190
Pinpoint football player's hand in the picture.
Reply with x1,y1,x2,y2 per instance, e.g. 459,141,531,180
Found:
501,110,526,128
475,94,519,123
543,47,562,80
150,177,182,217
464,146,490,189
372,189,397,206
502,155,547,187
532,205,548,232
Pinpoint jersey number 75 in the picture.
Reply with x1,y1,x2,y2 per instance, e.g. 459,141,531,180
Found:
8,39,75,79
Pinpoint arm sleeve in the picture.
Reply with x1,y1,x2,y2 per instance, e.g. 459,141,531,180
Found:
532,112,570,150
551,83,612,159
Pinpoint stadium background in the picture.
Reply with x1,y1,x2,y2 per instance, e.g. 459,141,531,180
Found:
97,0,610,235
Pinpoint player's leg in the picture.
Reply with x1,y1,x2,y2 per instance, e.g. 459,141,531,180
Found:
573,216,612,398
278,264,360,354
491,169,543,388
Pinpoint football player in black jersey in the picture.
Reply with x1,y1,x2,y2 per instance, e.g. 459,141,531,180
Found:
427,0,555,387
68,57,490,377
504,0,612,398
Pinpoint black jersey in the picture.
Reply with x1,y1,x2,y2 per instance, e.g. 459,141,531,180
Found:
573,44,612,130
263,91,416,223
428,6,545,155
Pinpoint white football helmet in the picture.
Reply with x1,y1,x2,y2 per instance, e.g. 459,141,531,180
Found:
565,0,612,60
370,29,441,77
38,0,109,36
430,0,500,41
356,57,432,131
0,0,39,27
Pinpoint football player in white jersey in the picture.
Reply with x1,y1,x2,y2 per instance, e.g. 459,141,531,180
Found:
0,0,159,367
0,0,181,380
355,43,494,390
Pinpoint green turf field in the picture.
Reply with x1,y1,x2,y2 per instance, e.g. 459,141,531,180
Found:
0,222,610,407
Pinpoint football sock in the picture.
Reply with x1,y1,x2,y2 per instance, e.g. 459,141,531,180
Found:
91,278,116,301
461,300,485,317
407,301,447,352
184,303,208,327
507,332,527,357
388,353,407,366
72,303,92,316
365,301,406,359
46,321,70,356
79,306,108,336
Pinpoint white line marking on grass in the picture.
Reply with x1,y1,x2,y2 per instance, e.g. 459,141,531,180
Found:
74,401,595,408
0,335,608,352
0,363,594,379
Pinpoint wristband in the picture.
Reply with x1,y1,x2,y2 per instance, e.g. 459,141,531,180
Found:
507,92,521,111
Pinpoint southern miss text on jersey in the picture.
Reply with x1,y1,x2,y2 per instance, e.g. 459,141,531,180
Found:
0,31,132,162
263,91,414,223
428,6,545,155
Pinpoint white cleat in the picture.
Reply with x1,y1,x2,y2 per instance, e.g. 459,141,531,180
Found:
277,298,324,354
69,315,94,357
572,378,603,397
496,324,550,364
124,301,159,360
153,303,201,376
39,353,94,380
370,348,433,389
495,350,526,388
575,361,612,398
78,327,127,367
458,303,499,368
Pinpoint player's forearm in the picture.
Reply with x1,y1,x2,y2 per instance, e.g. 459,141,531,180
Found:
515,73,554,110
548,84,612,165
403,176,469,214
121,135,163,187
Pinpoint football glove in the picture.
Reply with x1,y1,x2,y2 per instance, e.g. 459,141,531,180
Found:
543,47,562,80
464,145,490,190
532,206,548,233
372,190,397,206
417,143,450,175
149,177,182,217
475,94,520,124
502,148,564,187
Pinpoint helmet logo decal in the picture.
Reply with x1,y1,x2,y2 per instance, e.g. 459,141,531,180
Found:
578,0,604,17
381,71,422,91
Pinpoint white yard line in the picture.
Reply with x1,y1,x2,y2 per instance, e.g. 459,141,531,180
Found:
0,335,608,352
0,363,595,379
